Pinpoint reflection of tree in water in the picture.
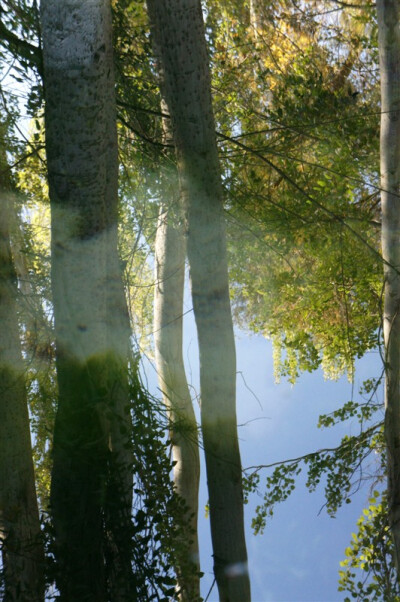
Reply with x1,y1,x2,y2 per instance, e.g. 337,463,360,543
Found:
0,0,397,599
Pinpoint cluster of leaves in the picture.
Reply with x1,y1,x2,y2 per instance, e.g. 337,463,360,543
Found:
244,422,383,536
338,491,400,601
243,376,384,536
243,462,301,536
318,377,384,429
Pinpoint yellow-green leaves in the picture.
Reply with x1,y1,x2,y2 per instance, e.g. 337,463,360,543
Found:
338,491,400,601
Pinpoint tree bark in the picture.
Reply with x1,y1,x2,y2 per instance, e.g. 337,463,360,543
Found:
154,203,200,600
250,0,263,36
147,2,251,600
377,0,400,580
41,1,133,599
153,98,200,599
0,127,44,601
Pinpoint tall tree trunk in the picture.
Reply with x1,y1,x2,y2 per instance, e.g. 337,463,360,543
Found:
153,99,200,599
41,1,133,599
147,2,251,600
377,0,400,580
0,127,44,601
154,203,200,599
249,0,262,36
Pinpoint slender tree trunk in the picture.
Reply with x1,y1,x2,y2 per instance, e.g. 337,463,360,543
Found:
249,0,262,36
153,99,200,599
147,2,251,600
377,0,400,580
0,128,44,601
41,1,133,599
154,202,200,599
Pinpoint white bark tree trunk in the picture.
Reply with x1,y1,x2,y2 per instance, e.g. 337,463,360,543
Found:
153,98,200,599
249,0,262,35
377,0,400,579
0,130,44,601
154,203,200,600
147,2,251,600
41,1,133,598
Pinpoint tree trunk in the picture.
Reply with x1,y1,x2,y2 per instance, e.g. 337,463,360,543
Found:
377,0,400,580
249,0,263,36
41,1,133,599
154,202,200,600
147,2,251,600
153,98,200,599
0,126,44,601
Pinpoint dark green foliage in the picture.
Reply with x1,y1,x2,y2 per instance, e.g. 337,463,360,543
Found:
124,365,199,601
39,364,197,601
0,0,43,111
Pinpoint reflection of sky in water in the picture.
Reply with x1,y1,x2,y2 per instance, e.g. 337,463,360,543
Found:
142,283,382,601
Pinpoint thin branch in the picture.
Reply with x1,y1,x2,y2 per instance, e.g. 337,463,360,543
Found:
0,16,42,74
0,144,45,175
244,422,383,473
117,111,169,148
117,98,168,119
328,0,373,8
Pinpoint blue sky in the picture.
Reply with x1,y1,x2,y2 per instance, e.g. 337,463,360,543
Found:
142,304,382,602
